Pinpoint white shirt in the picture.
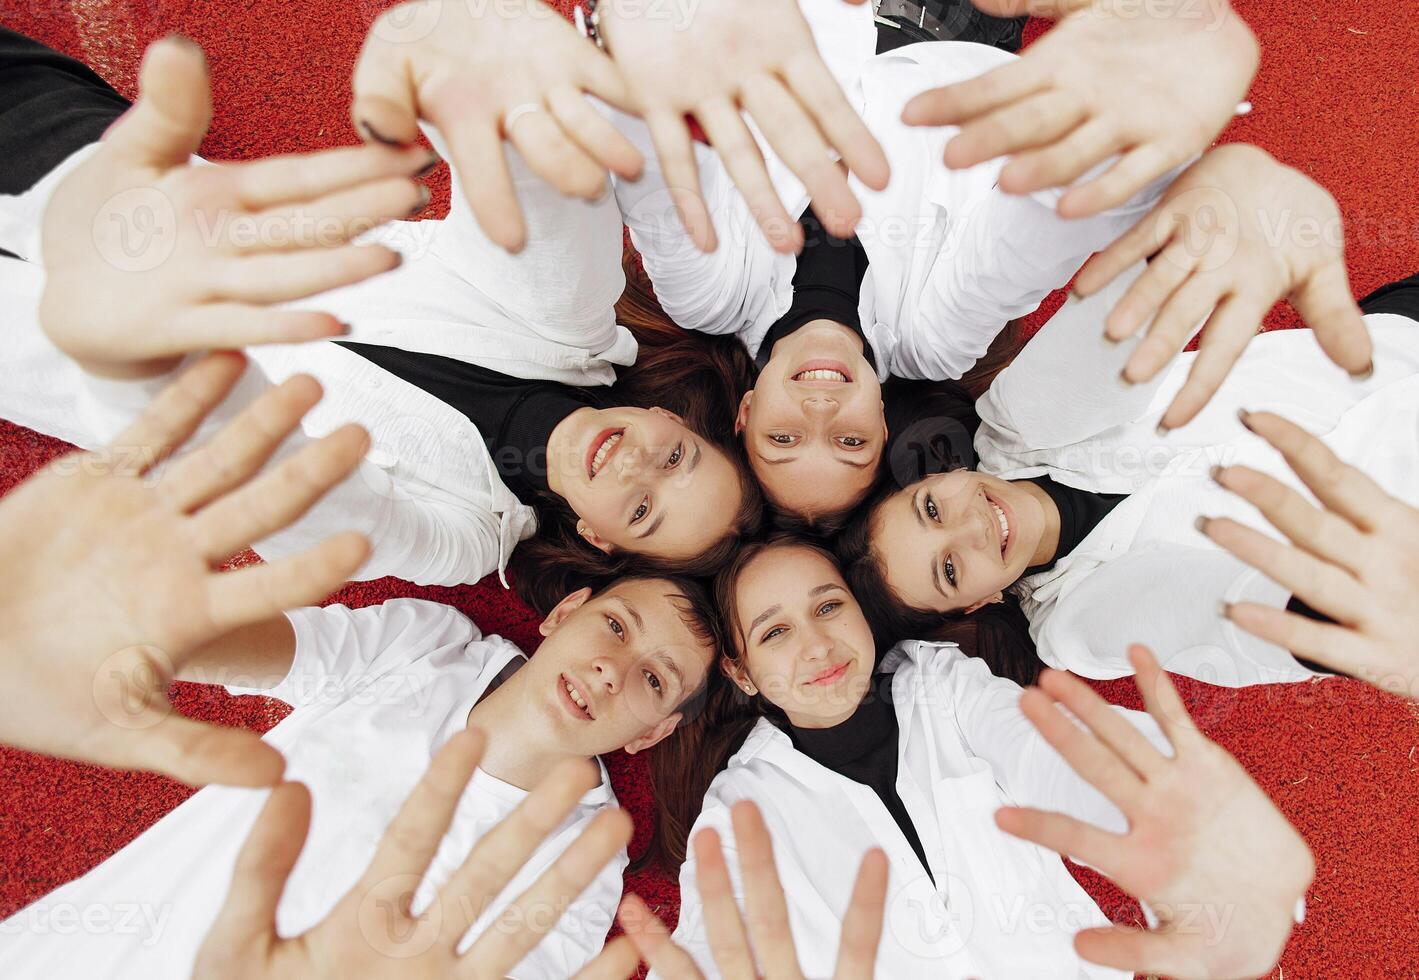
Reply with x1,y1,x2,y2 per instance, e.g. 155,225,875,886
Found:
0,132,637,588
666,640,1167,979
0,599,626,979
613,0,1183,382
975,264,1419,684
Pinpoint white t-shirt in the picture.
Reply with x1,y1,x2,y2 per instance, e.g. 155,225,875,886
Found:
0,599,627,978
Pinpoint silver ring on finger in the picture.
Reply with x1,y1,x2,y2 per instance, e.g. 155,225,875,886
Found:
503,102,545,133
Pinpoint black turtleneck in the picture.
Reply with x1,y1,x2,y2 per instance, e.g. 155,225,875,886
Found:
770,671,933,881
755,206,877,374
1022,474,1128,576
338,342,611,502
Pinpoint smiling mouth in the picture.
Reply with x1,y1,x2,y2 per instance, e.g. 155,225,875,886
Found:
559,673,595,720
984,491,1011,561
806,661,851,686
587,429,624,480
791,359,853,385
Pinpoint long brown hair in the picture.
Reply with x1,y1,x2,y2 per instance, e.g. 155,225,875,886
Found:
638,536,838,872
509,249,764,615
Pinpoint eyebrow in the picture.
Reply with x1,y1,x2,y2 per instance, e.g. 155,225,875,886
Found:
613,596,645,631
656,649,685,692
746,583,843,638
747,603,782,636
755,452,872,470
914,488,927,529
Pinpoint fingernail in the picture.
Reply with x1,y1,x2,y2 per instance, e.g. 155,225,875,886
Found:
1195,515,1211,533
1219,600,1233,618
1209,465,1224,483
415,151,441,178
166,32,201,53
359,118,404,147
1155,421,1170,437
1237,408,1254,431
337,320,352,336
1350,360,1374,382
408,184,431,216
1119,368,1135,385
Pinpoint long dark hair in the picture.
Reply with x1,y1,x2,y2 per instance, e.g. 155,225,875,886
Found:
509,249,765,614
836,481,1042,687
637,536,822,872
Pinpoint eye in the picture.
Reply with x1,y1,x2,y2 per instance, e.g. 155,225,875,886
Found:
631,496,649,524
839,436,865,448
643,669,663,694
925,496,940,522
760,625,787,643
769,434,795,445
817,601,841,616
943,556,957,588
606,615,625,639
665,442,684,467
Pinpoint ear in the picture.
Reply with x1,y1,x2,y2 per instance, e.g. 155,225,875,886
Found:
720,656,757,697
575,519,614,555
881,400,889,441
648,405,686,425
734,390,754,436
538,586,594,637
623,713,681,755
963,591,1005,616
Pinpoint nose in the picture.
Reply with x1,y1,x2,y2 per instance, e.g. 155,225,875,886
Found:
591,654,625,694
613,443,650,481
801,396,839,421
798,623,833,663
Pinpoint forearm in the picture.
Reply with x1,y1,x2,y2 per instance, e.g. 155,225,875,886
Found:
174,615,296,689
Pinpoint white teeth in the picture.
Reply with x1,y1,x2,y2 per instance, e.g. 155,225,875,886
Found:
565,679,589,713
990,501,1010,556
590,432,622,477
793,369,848,382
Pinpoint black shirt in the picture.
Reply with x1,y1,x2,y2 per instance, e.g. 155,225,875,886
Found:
756,206,878,373
1023,475,1128,575
771,671,934,882
339,342,611,502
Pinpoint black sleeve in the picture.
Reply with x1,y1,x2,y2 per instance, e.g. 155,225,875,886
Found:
1358,271,1419,322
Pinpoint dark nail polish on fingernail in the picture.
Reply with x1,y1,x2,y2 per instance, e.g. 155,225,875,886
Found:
359,119,404,147
1209,465,1224,483
1195,515,1211,533
1350,360,1374,382
1155,421,1170,437
1237,408,1254,431
1219,600,1233,619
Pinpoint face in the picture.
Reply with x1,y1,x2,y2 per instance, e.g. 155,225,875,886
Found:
727,545,877,729
869,470,1048,615
547,405,744,560
739,320,885,519
526,578,716,758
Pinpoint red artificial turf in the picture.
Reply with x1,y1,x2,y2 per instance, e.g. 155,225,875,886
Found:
2,0,1418,975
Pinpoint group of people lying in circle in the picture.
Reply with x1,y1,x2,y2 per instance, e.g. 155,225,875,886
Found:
1,0,1415,977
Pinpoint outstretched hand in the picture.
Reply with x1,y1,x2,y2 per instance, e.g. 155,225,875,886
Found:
598,0,889,254
352,0,644,253
195,728,640,978
1205,410,1419,700
996,646,1313,979
1074,144,1371,430
618,800,888,978
0,354,371,787
904,0,1257,219
41,35,430,380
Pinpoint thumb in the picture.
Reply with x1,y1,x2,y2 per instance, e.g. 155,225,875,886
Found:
132,713,287,788
1074,924,1210,977
202,783,312,953
104,34,213,168
1289,260,1373,377
350,35,421,147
